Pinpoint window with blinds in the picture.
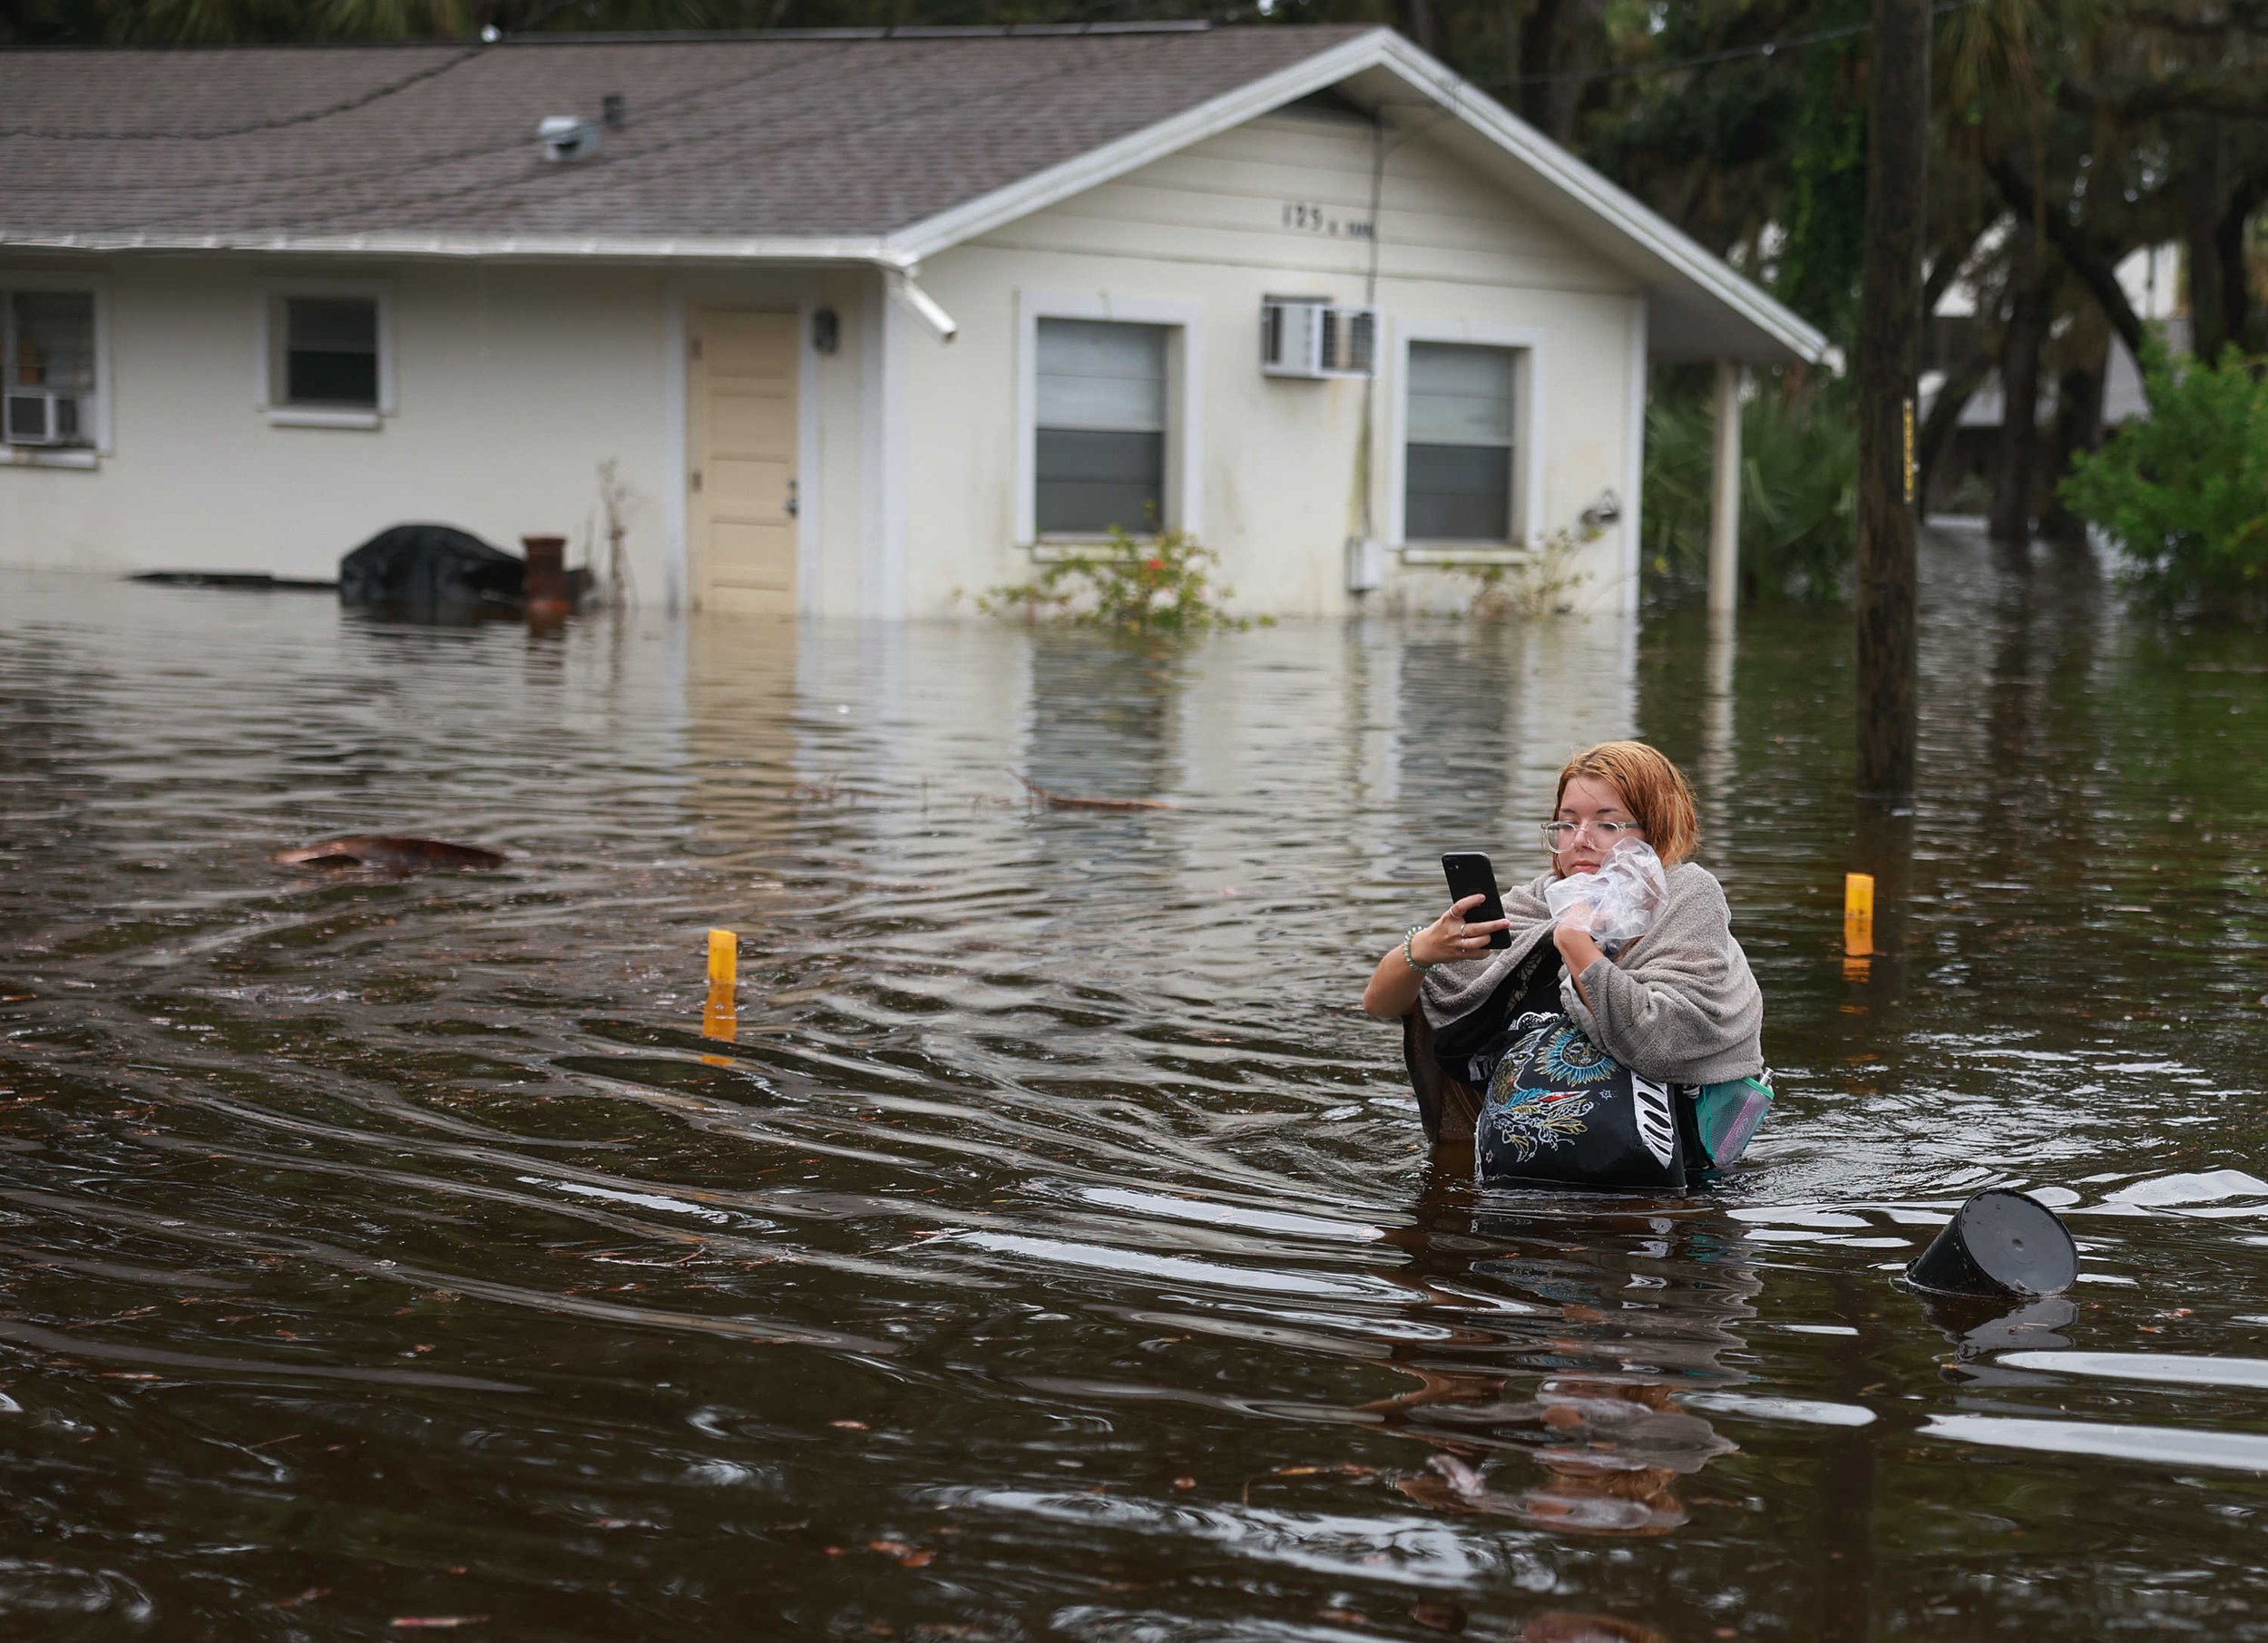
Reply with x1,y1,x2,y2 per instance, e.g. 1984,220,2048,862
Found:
1404,342,1519,543
1035,318,1168,536
274,295,380,408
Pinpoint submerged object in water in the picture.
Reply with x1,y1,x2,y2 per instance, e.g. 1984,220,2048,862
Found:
338,523,525,615
1904,1188,2077,1297
271,836,507,873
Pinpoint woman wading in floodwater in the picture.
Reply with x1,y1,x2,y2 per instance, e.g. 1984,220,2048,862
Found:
1363,741,1768,1188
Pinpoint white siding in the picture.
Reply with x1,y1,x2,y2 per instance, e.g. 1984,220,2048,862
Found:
0,259,880,616
2,106,1656,622
904,109,1643,618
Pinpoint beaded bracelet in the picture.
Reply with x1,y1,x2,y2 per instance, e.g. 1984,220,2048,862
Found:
1401,926,1435,973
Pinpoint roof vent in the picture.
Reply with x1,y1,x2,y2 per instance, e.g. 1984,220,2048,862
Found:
601,93,626,129
538,115,601,162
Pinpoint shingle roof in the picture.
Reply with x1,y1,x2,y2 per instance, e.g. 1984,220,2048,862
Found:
0,26,1373,246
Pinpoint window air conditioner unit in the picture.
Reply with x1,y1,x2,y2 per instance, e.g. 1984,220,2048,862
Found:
4,388,81,447
1261,297,1376,379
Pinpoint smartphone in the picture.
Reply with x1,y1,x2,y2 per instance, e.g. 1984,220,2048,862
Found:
1440,851,1512,950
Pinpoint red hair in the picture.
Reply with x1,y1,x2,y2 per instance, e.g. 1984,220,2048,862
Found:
1555,741,1699,867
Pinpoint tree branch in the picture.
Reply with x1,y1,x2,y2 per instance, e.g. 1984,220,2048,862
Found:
1983,155,2148,361
2114,4,2268,38
1918,349,1992,523
1922,214,1993,318
2059,74,2268,124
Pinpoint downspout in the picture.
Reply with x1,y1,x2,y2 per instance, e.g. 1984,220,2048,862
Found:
1354,107,1387,547
880,259,959,342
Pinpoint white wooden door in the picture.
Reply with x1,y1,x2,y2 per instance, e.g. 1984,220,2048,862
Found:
690,310,798,614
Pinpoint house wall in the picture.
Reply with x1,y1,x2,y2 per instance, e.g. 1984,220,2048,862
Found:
4,108,1649,623
900,107,1644,619
0,258,880,614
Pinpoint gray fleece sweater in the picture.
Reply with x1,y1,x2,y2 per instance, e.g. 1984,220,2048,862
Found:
1419,860,1765,1086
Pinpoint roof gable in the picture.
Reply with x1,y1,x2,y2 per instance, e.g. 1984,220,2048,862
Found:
889,31,1827,366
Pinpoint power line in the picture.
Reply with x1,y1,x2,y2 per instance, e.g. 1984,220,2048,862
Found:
0,0,591,142
0,44,487,142
1482,0,1985,89
275,29,1146,240
40,29,1145,242
9,36,873,221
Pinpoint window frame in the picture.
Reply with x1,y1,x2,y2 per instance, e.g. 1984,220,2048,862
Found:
1387,320,1546,561
0,271,112,468
1014,290,1202,550
255,279,395,429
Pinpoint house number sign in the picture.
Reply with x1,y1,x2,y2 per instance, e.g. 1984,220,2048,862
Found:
1279,202,1374,239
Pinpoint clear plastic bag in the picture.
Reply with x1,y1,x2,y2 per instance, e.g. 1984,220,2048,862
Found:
1544,837,1667,957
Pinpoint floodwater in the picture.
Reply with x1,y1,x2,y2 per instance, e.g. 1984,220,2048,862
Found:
2,530,2266,1640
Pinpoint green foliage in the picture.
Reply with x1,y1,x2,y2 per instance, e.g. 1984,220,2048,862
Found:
2058,340,2268,620
975,526,1257,631
1772,25,1869,342
1452,529,1594,620
1641,367,1858,608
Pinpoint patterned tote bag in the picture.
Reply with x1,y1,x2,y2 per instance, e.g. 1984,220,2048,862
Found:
1475,1012,1695,1193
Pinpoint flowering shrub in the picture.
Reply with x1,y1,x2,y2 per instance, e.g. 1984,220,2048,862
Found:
976,526,1257,631
1454,529,1594,620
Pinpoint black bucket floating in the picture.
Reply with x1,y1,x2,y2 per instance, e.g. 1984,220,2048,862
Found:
1904,1188,2078,1297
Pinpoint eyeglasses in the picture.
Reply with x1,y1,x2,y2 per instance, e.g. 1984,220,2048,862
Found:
1540,818,1645,853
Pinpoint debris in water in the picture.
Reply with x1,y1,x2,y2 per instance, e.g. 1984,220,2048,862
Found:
869,1540,934,1567
1011,770,1176,811
271,836,507,874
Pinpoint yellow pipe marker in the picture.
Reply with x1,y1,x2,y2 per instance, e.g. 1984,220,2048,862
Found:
1843,872,1875,959
702,928,738,1046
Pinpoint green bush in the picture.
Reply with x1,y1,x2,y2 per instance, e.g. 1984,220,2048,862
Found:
2058,340,2268,620
1642,368,1857,607
975,525,1256,631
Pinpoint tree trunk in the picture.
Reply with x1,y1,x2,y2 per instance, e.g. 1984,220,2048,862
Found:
2215,167,2268,357
1986,156,2148,369
1855,0,1930,804
1917,350,1989,523
1514,0,1558,129
1501,0,1528,92
1400,0,1439,55
2037,325,2108,548
1989,223,2046,545
2181,116,2233,358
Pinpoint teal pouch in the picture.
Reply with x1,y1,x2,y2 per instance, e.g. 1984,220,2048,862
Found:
1694,1075,1773,1167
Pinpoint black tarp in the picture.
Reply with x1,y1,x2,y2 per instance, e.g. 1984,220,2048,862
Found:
338,523,524,613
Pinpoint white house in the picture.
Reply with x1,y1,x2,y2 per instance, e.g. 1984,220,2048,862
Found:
0,24,1826,618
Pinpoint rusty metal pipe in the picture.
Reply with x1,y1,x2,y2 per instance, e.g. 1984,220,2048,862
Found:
523,534,570,619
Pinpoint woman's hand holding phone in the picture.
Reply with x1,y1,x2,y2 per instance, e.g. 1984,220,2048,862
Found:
1413,894,1512,965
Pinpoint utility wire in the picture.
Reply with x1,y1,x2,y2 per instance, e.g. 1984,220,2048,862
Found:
0,43,484,142
10,35,871,219
44,29,1142,241
275,28,1144,240
1477,0,1985,89
0,0,592,142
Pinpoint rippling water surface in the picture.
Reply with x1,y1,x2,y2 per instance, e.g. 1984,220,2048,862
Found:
5,533,2268,1639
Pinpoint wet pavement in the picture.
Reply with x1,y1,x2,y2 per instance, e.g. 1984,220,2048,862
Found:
2,528,2266,1638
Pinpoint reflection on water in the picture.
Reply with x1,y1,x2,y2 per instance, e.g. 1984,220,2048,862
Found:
1371,1186,1755,1539
2,530,2268,1638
